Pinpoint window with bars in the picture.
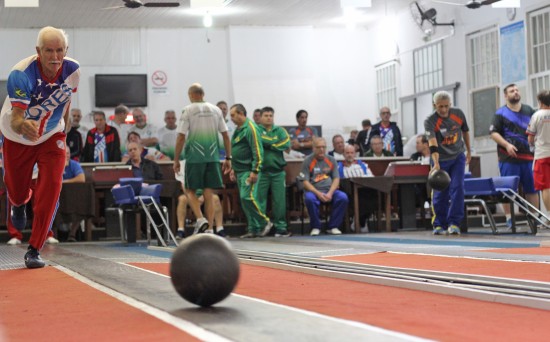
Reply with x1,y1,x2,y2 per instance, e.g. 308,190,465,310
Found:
528,6,550,104
413,41,443,93
376,62,398,112
467,27,500,89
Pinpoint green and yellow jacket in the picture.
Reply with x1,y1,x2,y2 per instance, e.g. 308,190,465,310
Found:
259,124,290,173
231,118,263,173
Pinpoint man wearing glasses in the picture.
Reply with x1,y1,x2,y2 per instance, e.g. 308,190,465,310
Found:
368,107,403,156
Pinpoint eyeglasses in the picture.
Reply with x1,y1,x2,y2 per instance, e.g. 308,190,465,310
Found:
380,112,391,115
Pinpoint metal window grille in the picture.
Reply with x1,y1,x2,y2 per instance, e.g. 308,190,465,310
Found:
467,27,500,89
376,62,398,112
413,41,443,93
528,7,550,104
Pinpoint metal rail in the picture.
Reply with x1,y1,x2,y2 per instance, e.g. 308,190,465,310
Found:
236,249,550,306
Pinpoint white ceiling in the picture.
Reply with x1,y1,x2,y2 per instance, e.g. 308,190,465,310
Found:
0,0,415,29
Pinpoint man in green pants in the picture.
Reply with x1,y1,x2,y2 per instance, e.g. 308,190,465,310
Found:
257,106,291,237
229,103,272,238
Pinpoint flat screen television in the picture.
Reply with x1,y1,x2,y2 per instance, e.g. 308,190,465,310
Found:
95,74,147,107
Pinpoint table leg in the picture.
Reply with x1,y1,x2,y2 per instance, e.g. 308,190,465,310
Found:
385,193,391,232
354,183,360,234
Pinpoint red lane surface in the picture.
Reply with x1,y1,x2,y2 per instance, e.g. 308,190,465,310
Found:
133,262,550,341
326,251,550,282
0,267,199,342
478,247,550,255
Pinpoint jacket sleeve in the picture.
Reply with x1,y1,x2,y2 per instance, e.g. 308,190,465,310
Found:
247,122,263,173
80,131,93,162
112,129,122,162
272,127,291,151
394,125,403,156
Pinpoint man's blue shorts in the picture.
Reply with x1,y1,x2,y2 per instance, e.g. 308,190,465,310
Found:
498,161,536,194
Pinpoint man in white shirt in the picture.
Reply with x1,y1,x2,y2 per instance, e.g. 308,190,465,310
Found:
129,108,158,147
157,110,180,160
108,105,131,154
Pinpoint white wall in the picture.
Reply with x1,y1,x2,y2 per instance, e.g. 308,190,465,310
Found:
1,0,548,177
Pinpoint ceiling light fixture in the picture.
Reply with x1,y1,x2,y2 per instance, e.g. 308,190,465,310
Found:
203,12,213,27
492,0,520,8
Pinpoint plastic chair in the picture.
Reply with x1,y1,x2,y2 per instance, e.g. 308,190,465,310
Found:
111,182,176,246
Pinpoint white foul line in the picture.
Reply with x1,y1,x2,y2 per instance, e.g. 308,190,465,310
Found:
55,265,232,342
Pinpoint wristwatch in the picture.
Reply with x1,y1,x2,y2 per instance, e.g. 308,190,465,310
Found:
225,156,232,160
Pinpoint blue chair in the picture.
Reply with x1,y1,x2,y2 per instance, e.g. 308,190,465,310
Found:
111,181,175,246
464,177,500,234
465,176,549,234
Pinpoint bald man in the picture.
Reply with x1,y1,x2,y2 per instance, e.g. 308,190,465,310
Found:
174,83,232,236
0,26,80,268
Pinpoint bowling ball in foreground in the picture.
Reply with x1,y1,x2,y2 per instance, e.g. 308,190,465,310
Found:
428,169,451,191
170,234,240,307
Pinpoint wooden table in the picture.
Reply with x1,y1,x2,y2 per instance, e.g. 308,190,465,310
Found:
342,176,394,232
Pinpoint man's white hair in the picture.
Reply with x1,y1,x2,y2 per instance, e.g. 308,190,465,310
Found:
433,91,452,105
36,26,68,49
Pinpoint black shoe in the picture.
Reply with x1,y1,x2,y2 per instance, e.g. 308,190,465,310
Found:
11,204,26,231
176,230,186,240
240,232,258,239
24,247,45,269
216,229,227,237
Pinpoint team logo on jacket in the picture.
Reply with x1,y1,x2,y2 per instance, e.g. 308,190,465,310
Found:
57,140,65,150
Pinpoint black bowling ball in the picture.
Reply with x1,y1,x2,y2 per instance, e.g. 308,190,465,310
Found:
170,234,240,307
428,169,451,191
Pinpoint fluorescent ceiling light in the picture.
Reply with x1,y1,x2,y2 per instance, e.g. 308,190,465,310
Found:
190,0,234,8
340,0,372,8
5,0,39,7
203,13,213,27
492,0,520,8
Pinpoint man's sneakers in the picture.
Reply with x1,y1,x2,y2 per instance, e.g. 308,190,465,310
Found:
432,225,460,235
240,232,258,239
216,228,227,238
24,246,45,269
46,236,59,244
176,229,186,240
448,225,461,235
193,217,209,235
275,230,291,237
310,228,321,236
432,226,445,235
11,204,26,231
260,221,273,237
326,228,342,235
7,237,21,245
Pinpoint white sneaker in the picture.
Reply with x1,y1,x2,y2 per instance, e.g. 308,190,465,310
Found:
46,236,59,244
260,221,273,237
360,225,369,233
327,228,342,235
310,228,321,236
7,237,21,245
193,217,209,234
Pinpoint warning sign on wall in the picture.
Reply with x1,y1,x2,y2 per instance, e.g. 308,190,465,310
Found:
152,70,168,95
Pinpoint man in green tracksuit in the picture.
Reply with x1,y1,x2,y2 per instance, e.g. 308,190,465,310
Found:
257,106,291,237
229,103,272,238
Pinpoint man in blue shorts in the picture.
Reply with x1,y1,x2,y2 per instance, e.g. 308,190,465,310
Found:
490,84,539,228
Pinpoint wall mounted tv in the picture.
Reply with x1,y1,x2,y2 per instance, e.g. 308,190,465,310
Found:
95,74,147,107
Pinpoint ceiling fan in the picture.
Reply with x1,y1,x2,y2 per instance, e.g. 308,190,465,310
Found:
432,0,502,9
103,0,180,10
410,1,454,33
